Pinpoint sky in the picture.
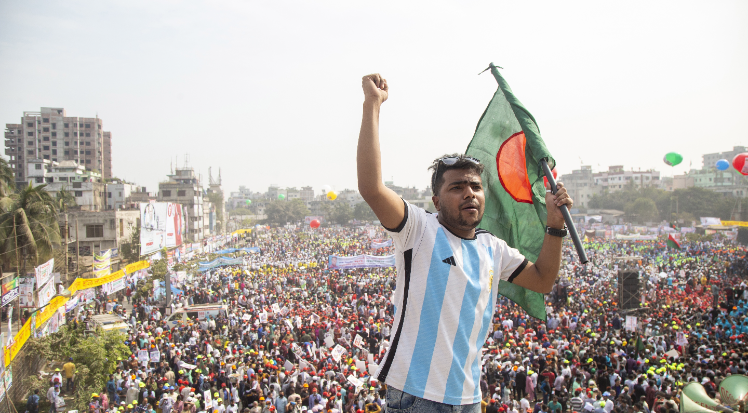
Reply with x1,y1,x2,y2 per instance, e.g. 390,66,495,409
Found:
1,0,747,197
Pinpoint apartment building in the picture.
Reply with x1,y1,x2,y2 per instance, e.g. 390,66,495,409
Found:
4,107,113,187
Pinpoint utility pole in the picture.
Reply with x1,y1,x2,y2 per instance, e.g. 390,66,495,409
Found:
76,218,80,279
64,213,69,284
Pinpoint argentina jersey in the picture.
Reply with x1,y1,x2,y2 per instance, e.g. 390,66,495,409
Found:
376,201,527,405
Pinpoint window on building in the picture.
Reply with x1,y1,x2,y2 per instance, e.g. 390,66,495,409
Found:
35,177,43,183
59,176,68,182
177,190,186,196
27,150,34,155
27,140,33,145
85,123,91,128
27,132,33,136
86,159,91,164
43,155,49,160
52,149,57,155
35,164,42,170
43,146,49,151
162,190,172,197
46,177,53,183
43,136,49,142
43,118,49,123
27,122,33,127
120,219,124,237
51,132,57,137
86,141,91,145
86,133,91,137
64,141,69,146
64,150,69,155
75,191,83,197
64,123,69,128
52,123,56,130
108,192,112,198
73,182,82,189
43,127,49,132
86,150,91,155
86,224,103,238
73,132,78,137
64,132,69,137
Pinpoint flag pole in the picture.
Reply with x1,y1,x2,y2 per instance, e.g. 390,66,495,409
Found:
485,62,588,264
540,159,588,264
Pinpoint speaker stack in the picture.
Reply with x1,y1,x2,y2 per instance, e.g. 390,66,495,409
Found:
618,270,640,310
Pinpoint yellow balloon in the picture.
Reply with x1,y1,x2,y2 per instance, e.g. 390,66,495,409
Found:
327,191,337,201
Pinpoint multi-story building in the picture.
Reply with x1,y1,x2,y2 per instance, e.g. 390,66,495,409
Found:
702,146,747,171
593,165,660,193
106,181,139,210
690,146,748,198
559,165,600,208
158,166,208,240
300,186,315,202
207,168,225,234
338,188,364,207
4,107,113,187
28,159,107,211
63,209,140,272
227,186,254,210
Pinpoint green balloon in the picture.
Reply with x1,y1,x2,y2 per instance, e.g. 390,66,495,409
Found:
663,152,683,166
245,199,251,205
278,194,285,200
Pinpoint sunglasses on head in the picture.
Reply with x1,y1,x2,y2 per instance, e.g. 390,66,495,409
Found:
432,156,481,192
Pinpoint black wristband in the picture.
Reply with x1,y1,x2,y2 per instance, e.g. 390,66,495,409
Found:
546,226,567,237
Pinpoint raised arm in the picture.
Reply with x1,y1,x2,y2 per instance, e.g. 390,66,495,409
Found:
357,74,405,229
511,182,573,293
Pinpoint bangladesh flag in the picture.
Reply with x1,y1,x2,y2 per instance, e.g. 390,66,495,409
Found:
667,233,681,249
465,65,555,321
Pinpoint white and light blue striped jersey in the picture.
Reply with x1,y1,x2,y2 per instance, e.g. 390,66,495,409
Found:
375,201,527,405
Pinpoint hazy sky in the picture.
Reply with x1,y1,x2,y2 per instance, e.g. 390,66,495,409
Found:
1,0,746,197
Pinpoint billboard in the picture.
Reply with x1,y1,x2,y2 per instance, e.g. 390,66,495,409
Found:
140,202,184,255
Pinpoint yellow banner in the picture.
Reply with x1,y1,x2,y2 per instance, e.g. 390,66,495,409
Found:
3,260,151,367
231,229,253,236
4,318,31,367
721,221,748,227
125,260,150,274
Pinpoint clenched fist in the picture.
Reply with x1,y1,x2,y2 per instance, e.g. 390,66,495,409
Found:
362,74,388,104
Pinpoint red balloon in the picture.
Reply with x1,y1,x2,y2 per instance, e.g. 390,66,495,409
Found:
733,153,748,175
310,219,321,229
543,168,558,189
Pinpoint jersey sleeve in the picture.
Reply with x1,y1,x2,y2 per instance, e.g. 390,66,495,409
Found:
382,200,426,252
495,240,528,283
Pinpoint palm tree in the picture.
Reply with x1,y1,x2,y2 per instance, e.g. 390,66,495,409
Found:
0,183,62,273
56,187,77,212
0,157,15,197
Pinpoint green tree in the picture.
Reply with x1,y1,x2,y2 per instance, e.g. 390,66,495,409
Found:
229,207,254,216
625,197,659,224
0,157,15,197
0,183,62,272
120,224,141,263
265,199,310,225
354,201,377,221
323,201,353,225
23,325,130,412
55,187,77,212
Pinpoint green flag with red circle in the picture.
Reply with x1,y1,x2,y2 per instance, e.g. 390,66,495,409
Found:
465,67,555,321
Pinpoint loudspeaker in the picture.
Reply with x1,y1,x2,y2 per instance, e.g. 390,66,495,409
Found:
618,270,640,310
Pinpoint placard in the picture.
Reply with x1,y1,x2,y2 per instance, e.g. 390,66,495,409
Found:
37,279,55,308
138,350,149,363
150,351,160,362
353,334,363,349
331,344,346,362
271,303,281,314
34,259,54,289
625,316,637,332
18,278,35,308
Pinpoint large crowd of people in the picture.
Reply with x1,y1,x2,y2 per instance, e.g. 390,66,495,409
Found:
53,226,748,413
